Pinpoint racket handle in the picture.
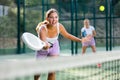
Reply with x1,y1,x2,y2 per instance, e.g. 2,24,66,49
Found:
48,42,53,48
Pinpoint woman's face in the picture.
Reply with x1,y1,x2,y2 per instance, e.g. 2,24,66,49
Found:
84,20,89,28
47,12,58,26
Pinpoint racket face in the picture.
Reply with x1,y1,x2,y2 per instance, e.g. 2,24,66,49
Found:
21,32,45,50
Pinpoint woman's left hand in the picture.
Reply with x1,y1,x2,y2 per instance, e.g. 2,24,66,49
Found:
82,35,92,43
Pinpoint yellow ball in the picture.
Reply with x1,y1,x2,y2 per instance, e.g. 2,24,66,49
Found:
99,5,105,11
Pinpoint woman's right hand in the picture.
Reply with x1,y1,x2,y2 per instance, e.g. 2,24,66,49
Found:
43,42,51,50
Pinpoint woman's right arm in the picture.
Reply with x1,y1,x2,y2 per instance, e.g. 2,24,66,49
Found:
38,26,50,50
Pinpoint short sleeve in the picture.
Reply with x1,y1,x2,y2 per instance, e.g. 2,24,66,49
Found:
81,27,84,32
90,26,95,31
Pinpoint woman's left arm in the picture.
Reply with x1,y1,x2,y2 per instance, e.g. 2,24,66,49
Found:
92,30,96,37
59,24,81,42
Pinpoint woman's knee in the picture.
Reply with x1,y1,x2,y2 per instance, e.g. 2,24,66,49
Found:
48,72,55,76
91,46,96,52
34,75,40,80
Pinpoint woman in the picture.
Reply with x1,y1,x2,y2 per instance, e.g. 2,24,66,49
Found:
81,19,96,54
35,8,89,80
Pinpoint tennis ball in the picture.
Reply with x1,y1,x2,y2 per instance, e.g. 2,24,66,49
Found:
99,5,105,11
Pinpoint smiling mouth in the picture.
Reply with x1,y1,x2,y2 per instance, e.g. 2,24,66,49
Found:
51,22,57,24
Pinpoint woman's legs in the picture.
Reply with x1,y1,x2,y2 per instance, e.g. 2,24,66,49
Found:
91,45,96,53
47,55,58,80
48,72,55,80
34,75,40,80
82,46,87,54
34,40,59,80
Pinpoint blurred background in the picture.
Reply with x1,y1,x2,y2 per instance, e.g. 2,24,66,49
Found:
0,0,120,55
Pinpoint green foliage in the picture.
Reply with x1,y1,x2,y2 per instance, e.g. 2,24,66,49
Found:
25,9,42,34
25,0,41,6
114,1,120,16
0,0,13,6
0,16,17,37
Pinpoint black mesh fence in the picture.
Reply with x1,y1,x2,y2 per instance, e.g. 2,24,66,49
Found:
0,0,120,54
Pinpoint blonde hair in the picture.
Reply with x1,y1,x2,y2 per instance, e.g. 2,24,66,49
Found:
84,19,89,23
45,8,58,18
36,20,49,33
36,8,58,33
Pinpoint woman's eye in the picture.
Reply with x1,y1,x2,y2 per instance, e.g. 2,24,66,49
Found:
49,16,58,19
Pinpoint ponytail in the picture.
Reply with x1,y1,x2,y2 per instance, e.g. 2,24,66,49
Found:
36,20,49,33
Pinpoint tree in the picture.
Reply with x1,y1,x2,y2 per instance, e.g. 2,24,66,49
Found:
0,0,13,6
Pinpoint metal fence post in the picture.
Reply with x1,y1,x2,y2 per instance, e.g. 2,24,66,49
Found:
70,0,74,55
17,0,21,54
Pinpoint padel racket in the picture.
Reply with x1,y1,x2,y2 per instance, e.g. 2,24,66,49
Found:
21,32,46,50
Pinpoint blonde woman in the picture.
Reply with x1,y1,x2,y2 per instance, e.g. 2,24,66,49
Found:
81,19,96,54
35,8,89,80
